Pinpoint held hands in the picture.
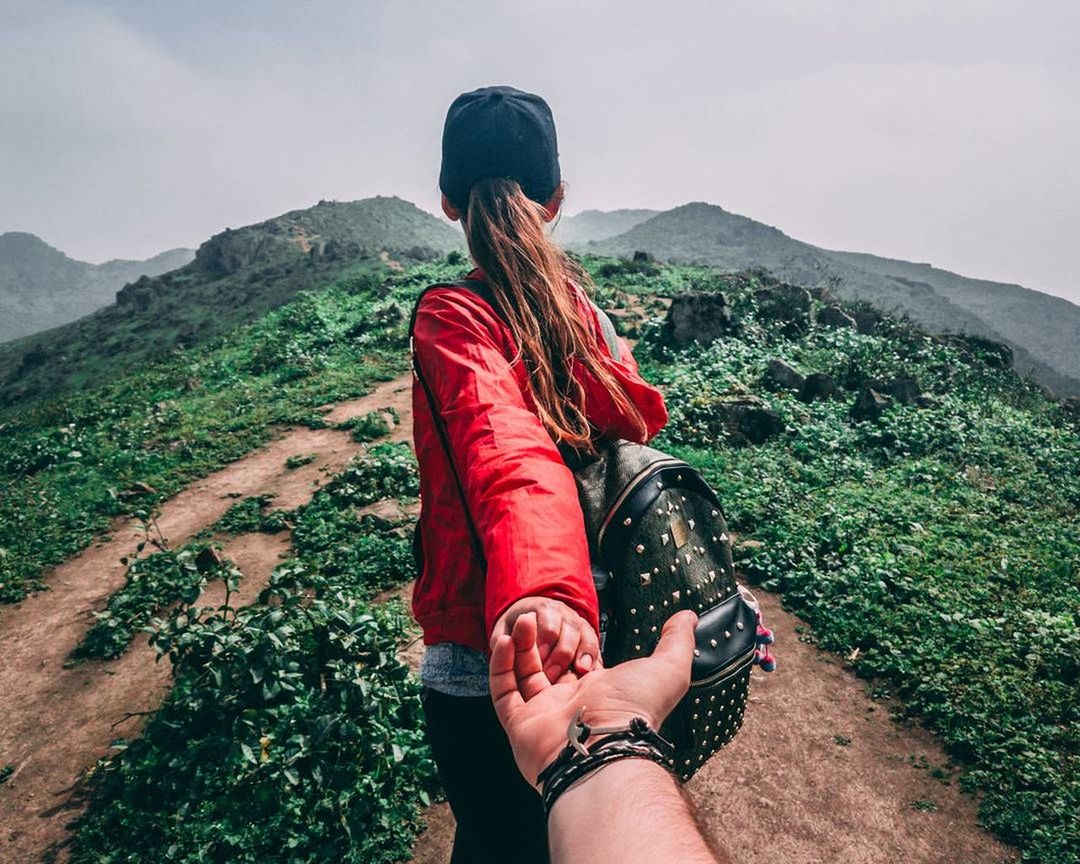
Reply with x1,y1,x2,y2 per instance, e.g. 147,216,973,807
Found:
489,609,698,789
490,596,601,681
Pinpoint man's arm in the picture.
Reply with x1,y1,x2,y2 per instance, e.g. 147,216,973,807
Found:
549,759,725,864
489,610,732,864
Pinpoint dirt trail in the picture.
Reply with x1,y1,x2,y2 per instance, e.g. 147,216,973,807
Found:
405,594,1015,864
0,376,413,863
0,367,1016,863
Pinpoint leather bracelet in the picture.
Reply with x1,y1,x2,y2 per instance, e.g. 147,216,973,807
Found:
537,716,676,816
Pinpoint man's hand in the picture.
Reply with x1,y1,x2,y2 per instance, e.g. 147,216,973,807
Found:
490,596,600,681
489,608,698,788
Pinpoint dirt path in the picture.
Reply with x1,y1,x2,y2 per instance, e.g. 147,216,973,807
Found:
0,367,1017,863
0,375,413,863
406,590,1015,864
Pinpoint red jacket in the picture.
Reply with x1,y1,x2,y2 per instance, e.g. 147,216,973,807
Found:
410,269,668,653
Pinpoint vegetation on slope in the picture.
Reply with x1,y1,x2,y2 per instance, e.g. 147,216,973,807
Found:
576,202,1080,396
0,231,193,343
3,254,1075,861
0,197,464,406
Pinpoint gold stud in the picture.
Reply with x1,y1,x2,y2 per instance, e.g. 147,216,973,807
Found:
653,566,660,574
724,630,731,639
648,604,655,611
708,570,716,579
688,518,696,530
651,625,657,632
719,532,729,542
711,509,719,517
672,590,681,602
709,638,718,648
636,544,645,554
624,516,633,526
662,599,668,607
630,608,637,615
635,644,641,651
694,697,701,704
684,552,692,564
640,572,651,586
676,474,683,482
656,481,663,489
693,648,700,657
661,533,669,546
670,564,677,573
736,622,744,631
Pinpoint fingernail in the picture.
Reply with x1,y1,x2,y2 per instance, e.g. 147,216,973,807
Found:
579,654,593,671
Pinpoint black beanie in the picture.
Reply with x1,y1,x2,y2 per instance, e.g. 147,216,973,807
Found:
439,85,561,211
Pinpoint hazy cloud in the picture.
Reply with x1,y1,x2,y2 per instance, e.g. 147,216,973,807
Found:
1,0,1077,302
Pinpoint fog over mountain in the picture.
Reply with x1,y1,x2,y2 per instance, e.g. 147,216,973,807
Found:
0,232,194,343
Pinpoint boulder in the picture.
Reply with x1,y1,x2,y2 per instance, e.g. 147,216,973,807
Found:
817,306,858,330
846,306,885,335
850,388,891,422
708,395,785,446
632,250,654,263
914,394,937,409
940,334,1014,369
799,372,840,403
874,375,922,406
661,291,735,348
753,284,813,337
763,359,805,392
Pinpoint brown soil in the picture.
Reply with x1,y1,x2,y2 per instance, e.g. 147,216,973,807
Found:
405,589,1016,864
0,375,413,863
0,368,1017,863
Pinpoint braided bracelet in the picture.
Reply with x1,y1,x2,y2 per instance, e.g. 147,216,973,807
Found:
536,710,676,816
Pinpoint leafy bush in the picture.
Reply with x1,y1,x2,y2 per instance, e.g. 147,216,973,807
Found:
214,495,291,535
70,543,241,661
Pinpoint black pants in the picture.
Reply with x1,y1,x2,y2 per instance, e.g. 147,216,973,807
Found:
422,687,549,864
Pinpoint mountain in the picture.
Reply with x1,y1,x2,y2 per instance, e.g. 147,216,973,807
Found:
574,203,1080,396
551,208,658,244
0,233,194,343
0,197,464,406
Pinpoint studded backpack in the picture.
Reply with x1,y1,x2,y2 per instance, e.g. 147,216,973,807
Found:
410,279,773,781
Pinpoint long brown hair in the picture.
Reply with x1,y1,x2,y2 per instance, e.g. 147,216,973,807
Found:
463,176,647,453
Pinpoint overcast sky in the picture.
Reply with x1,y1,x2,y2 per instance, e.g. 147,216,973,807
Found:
2,1,1078,304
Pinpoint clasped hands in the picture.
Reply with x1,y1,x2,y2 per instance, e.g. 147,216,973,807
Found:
489,601,698,789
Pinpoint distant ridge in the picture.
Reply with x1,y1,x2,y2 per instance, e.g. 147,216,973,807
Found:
0,233,194,343
0,197,464,405
552,208,658,244
573,203,1080,396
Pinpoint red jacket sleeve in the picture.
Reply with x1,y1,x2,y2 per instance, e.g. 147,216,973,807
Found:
412,288,600,640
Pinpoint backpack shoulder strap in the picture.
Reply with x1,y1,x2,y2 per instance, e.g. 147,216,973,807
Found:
409,280,492,570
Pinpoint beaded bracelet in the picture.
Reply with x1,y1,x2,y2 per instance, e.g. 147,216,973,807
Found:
536,715,676,816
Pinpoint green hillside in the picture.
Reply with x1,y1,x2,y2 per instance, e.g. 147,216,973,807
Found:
1,254,1075,862
575,203,1080,396
0,232,193,343
0,197,464,406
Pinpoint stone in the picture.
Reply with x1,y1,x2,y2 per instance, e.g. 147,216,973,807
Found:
846,306,885,335
753,284,813,337
799,372,840,403
709,395,785,446
939,334,1014,369
850,388,891,422
661,291,735,348
817,306,858,330
632,250,654,263
875,375,922,406
763,359,805,392
914,394,937,409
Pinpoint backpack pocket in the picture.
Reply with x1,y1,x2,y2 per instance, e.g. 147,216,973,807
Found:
663,591,757,781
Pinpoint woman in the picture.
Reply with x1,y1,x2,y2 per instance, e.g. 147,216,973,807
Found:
411,85,669,864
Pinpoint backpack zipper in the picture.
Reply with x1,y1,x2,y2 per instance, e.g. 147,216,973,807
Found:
689,645,756,688
597,458,689,548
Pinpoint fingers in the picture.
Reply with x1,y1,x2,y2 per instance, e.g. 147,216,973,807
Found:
489,633,523,728
649,609,699,689
573,622,601,675
511,613,553,701
534,603,563,663
543,618,580,682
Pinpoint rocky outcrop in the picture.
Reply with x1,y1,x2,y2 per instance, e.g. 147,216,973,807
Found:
707,395,785,445
764,358,805,392
661,291,735,347
850,388,890,422
817,306,858,330
754,284,814,337
799,373,840,403
940,335,1014,370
